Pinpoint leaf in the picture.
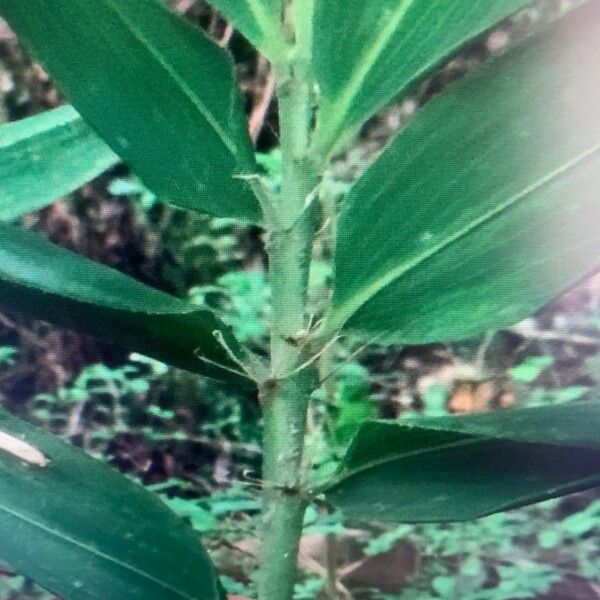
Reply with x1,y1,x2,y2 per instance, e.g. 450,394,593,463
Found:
323,402,600,522
206,0,284,59
312,0,536,156
509,355,554,384
0,409,223,599
0,0,260,222
321,3,600,345
332,364,376,448
0,224,249,385
0,106,119,222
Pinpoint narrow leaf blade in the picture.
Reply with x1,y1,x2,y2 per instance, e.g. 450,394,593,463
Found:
313,0,535,156
0,106,119,221
324,3,600,344
206,0,284,58
0,224,249,385
0,0,260,221
325,402,600,522
0,410,222,599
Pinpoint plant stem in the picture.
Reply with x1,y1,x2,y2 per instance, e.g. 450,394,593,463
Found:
325,532,338,598
258,30,320,598
260,368,315,600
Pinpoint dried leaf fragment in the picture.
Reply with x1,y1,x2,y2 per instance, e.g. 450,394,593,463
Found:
0,431,49,466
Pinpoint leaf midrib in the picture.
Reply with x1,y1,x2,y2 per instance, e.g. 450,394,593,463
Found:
0,501,209,600
102,0,239,156
327,463,600,521
323,437,478,490
324,427,600,491
323,142,600,335
315,0,417,150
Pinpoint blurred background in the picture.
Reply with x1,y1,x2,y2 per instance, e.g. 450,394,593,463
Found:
0,1,597,598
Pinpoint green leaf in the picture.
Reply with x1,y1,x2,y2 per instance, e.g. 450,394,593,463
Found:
0,0,260,222
0,106,119,222
312,0,535,156
0,409,222,599
0,224,249,385
332,364,376,447
509,356,554,384
324,402,600,522
206,0,284,59
321,3,600,345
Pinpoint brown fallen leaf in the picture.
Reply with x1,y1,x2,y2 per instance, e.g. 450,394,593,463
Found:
340,540,420,594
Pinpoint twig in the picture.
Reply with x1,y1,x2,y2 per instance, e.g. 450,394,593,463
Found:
173,0,195,15
510,323,600,346
297,548,354,599
222,538,258,560
207,7,220,38
65,401,87,438
325,533,339,599
181,472,214,495
249,59,276,143
474,330,495,371
0,312,48,349
218,23,234,47
0,18,15,42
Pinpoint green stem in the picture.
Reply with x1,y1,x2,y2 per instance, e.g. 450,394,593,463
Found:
259,368,315,600
258,29,320,598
